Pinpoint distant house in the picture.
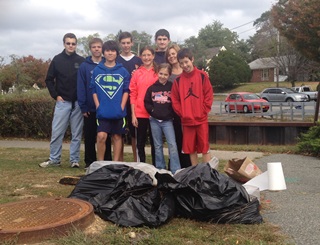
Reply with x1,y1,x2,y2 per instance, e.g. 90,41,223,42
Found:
249,57,287,82
249,56,310,83
204,46,226,65
200,46,226,71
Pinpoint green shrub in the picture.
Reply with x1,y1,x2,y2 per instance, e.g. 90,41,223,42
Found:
296,122,320,157
0,90,55,139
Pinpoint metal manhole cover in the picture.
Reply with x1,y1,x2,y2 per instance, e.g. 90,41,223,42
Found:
0,197,95,244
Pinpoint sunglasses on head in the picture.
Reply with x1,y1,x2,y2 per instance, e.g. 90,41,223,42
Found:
65,42,76,46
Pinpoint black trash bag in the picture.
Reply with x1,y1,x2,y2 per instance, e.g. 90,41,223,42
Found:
156,163,263,224
69,164,175,227
68,164,129,202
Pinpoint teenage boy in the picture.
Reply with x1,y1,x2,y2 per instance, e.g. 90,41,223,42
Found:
154,29,170,64
39,33,85,168
90,40,130,161
116,31,142,161
171,48,214,165
77,37,112,168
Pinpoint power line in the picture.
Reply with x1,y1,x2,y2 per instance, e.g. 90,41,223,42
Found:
237,27,256,35
230,21,254,30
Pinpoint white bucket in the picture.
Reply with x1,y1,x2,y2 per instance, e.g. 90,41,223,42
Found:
267,162,287,191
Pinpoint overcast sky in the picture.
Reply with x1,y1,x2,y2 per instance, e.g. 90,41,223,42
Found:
0,0,276,63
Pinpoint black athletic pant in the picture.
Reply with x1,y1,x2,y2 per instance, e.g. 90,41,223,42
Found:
136,118,155,165
172,114,192,168
83,112,112,167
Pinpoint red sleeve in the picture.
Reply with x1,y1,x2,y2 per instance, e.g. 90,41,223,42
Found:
129,72,138,105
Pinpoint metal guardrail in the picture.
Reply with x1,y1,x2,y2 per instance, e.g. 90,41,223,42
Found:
215,101,317,121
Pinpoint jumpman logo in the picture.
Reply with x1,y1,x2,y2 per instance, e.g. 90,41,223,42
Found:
184,82,199,100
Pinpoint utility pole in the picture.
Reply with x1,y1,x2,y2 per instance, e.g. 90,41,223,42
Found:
276,30,280,88
136,40,141,56
314,83,320,123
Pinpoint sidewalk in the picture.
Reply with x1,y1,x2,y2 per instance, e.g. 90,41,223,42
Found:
0,139,264,161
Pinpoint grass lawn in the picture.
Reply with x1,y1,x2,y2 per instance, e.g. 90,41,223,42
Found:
0,145,294,245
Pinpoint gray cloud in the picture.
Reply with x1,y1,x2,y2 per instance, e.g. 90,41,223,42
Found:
0,0,276,62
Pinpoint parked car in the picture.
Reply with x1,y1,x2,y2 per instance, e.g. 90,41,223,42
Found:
224,92,270,113
260,87,309,102
292,86,318,101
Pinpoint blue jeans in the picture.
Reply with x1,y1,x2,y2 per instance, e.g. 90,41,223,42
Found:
49,101,83,164
149,117,181,174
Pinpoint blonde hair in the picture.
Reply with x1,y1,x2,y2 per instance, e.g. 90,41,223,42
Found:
165,44,181,64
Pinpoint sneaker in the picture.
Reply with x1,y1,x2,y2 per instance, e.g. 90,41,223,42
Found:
39,159,61,168
71,162,80,168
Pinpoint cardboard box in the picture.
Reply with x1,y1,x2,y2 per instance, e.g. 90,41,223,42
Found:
224,157,262,183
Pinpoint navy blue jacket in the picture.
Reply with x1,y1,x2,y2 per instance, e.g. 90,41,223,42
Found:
77,56,101,113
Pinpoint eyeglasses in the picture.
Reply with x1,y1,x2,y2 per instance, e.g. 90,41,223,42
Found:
65,42,76,46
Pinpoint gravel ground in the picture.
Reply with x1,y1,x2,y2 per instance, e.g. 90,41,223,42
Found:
255,154,320,245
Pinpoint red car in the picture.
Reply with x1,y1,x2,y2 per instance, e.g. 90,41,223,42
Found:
224,92,269,113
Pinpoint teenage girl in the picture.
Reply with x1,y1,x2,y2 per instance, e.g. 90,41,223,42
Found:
129,46,158,164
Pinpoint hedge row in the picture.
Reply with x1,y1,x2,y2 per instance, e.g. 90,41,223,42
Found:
0,97,55,139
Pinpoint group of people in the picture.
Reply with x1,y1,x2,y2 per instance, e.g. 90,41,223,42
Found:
39,29,214,174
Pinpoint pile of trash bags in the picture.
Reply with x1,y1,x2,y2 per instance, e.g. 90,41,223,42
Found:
69,161,263,227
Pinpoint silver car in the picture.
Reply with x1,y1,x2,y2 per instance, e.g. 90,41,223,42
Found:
260,87,309,102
